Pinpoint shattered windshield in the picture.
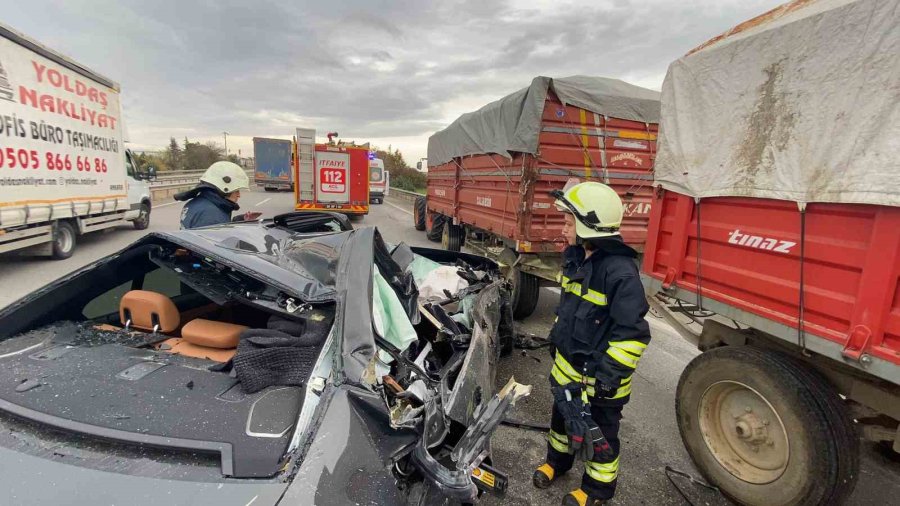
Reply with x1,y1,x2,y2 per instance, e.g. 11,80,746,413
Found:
164,227,352,301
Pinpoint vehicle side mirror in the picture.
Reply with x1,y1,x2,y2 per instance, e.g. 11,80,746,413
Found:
416,161,422,171
146,166,157,180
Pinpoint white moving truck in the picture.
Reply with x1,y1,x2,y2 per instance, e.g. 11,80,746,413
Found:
0,23,153,260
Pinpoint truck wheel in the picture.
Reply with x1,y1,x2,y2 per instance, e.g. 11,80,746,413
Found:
511,268,540,320
52,221,76,260
413,197,426,231
676,346,859,506
425,213,445,242
441,222,462,252
133,203,151,230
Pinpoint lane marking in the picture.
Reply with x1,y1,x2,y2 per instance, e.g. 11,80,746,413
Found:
255,198,271,207
384,200,413,216
154,201,181,208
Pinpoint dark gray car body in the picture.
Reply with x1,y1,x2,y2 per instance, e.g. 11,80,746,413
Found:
0,219,514,505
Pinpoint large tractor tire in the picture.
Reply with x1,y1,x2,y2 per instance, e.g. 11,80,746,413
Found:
413,197,426,231
425,212,445,242
510,268,540,320
676,346,859,506
441,221,463,252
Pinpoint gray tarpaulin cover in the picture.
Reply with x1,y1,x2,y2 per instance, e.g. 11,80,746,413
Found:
654,0,900,207
427,75,660,166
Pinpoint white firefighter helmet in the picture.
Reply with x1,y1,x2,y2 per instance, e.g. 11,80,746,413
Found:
200,161,249,194
551,181,623,239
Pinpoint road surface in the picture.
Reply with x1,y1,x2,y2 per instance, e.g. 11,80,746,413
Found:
1,188,898,505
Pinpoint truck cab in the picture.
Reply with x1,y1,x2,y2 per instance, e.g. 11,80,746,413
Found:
124,150,154,230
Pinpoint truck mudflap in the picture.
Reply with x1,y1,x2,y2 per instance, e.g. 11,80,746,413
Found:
411,377,531,502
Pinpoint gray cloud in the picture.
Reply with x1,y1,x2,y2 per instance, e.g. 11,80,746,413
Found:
2,0,785,158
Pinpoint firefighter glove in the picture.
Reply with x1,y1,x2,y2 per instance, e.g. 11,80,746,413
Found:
581,405,615,462
551,384,590,455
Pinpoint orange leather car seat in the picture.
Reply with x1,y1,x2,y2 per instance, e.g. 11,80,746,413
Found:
120,290,180,333
160,319,247,363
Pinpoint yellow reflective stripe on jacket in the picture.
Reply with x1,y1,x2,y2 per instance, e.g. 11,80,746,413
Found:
585,457,619,483
548,429,569,453
559,276,608,306
607,347,639,368
609,340,647,357
554,353,595,384
551,365,597,398
610,382,632,399
552,353,597,397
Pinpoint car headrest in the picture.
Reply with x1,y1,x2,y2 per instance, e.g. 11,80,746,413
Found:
120,290,180,333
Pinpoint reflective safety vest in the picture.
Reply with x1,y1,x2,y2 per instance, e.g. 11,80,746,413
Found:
548,243,651,406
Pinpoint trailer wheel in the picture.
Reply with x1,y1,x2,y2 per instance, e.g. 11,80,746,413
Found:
413,197,426,231
510,268,540,320
132,203,151,230
676,346,858,506
52,221,76,260
425,212,445,242
442,222,462,252
781,353,860,505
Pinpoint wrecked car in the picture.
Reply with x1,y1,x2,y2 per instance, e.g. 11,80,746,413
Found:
0,212,529,505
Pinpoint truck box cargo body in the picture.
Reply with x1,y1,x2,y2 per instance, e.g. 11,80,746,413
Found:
642,192,900,376
0,22,152,259
253,137,293,191
421,76,660,319
643,1,900,504
426,93,657,254
293,128,369,216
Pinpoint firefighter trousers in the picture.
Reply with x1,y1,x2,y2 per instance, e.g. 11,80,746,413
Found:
545,402,624,500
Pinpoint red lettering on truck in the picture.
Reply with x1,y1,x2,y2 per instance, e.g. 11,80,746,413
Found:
30,61,109,109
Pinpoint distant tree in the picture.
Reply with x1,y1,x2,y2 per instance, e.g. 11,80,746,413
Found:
179,139,232,171
134,152,169,172
165,137,182,171
373,145,425,193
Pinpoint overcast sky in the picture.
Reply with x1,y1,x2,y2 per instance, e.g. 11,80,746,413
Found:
3,0,784,163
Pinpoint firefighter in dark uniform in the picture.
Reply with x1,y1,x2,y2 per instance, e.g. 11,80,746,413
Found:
532,181,651,506
175,161,250,229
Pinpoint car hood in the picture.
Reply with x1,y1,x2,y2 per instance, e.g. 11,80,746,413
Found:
0,446,286,506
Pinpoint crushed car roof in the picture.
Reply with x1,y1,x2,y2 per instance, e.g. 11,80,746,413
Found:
147,223,352,303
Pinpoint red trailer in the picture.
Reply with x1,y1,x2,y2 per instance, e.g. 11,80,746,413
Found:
416,76,660,318
293,128,370,218
643,1,900,504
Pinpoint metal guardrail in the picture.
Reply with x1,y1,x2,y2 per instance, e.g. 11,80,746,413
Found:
389,187,425,204
150,169,254,187
149,169,253,202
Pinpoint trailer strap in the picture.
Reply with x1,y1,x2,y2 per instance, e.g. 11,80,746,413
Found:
798,206,808,354
695,199,704,312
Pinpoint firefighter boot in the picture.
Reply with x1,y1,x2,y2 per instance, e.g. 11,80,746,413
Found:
532,463,557,489
561,488,606,506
